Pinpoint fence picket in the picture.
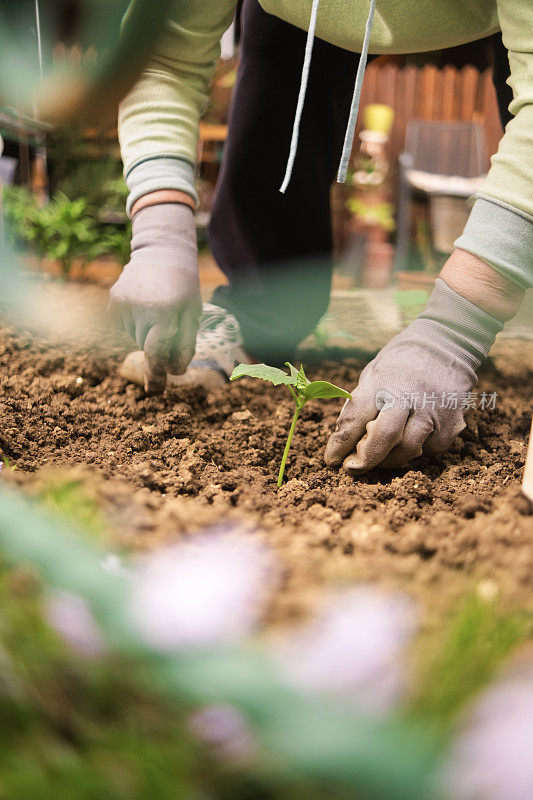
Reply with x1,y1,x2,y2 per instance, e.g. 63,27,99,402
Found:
351,60,501,179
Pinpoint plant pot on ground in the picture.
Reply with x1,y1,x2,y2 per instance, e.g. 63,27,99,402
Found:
361,242,395,289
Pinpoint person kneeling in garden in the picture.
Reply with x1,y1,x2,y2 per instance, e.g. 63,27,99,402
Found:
110,0,532,474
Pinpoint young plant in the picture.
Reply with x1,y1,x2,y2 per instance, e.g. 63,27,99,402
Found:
230,363,352,488
2,189,115,278
34,193,106,278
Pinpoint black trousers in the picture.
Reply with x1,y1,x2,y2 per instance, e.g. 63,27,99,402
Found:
208,0,512,362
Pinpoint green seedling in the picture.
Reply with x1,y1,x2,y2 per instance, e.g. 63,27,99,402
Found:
230,362,352,488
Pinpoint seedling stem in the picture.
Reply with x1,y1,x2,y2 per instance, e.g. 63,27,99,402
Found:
278,398,304,488
230,362,352,489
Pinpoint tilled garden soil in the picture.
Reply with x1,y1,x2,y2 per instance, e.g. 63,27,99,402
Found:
1,290,532,624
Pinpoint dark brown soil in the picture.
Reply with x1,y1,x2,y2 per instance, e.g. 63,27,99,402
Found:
1,289,532,624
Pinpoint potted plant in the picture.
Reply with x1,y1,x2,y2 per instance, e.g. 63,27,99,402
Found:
346,197,396,288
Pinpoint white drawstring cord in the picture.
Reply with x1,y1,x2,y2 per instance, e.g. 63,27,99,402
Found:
280,0,377,192
33,0,49,203
35,0,44,80
279,0,321,194
337,0,377,183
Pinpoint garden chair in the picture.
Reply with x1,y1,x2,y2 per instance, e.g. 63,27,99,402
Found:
394,120,488,268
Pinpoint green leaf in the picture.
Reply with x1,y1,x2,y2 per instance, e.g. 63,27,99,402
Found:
230,363,297,386
303,381,352,402
285,362,300,382
296,364,309,392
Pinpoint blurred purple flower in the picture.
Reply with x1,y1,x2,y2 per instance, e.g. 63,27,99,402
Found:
188,705,257,762
276,586,417,713
44,591,106,657
129,530,274,652
445,672,533,800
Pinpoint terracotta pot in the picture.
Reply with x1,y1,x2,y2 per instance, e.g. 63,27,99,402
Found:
361,243,395,289
350,219,389,245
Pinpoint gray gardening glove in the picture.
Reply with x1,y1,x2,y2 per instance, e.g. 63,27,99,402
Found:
109,203,201,394
325,279,503,473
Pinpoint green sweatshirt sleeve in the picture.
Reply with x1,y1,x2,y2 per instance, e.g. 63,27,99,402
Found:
118,0,236,214
455,0,533,288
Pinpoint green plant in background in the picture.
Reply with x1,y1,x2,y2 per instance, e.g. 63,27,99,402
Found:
1,186,37,247
100,221,132,265
34,193,107,278
46,127,128,215
346,198,396,232
58,162,128,216
310,314,358,351
415,217,438,274
101,176,129,215
2,188,130,276
230,363,352,488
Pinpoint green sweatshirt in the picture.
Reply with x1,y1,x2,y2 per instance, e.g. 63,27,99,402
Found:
119,0,533,289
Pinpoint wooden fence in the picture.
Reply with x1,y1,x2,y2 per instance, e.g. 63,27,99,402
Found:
355,61,504,175
51,43,504,171
49,50,506,205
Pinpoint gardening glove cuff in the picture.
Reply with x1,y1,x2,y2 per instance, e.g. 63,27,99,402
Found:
417,278,504,368
129,203,198,276
125,158,198,218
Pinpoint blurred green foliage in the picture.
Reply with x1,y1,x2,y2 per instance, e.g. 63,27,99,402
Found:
346,199,396,232
2,188,131,277
393,290,430,324
0,559,200,800
412,593,529,729
0,475,529,800
37,477,107,544
0,485,441,800
0,550,347,800
3,123,131,276
56,162,128,217
46,128,128,215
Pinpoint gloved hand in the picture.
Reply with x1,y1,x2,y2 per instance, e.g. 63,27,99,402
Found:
109,203,201,394
325,279,503,473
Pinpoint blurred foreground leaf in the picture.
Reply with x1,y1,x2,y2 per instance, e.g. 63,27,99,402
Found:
0,485,441,800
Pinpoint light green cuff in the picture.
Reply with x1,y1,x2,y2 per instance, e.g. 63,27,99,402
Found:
455,198,533,290
125,157,198,217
